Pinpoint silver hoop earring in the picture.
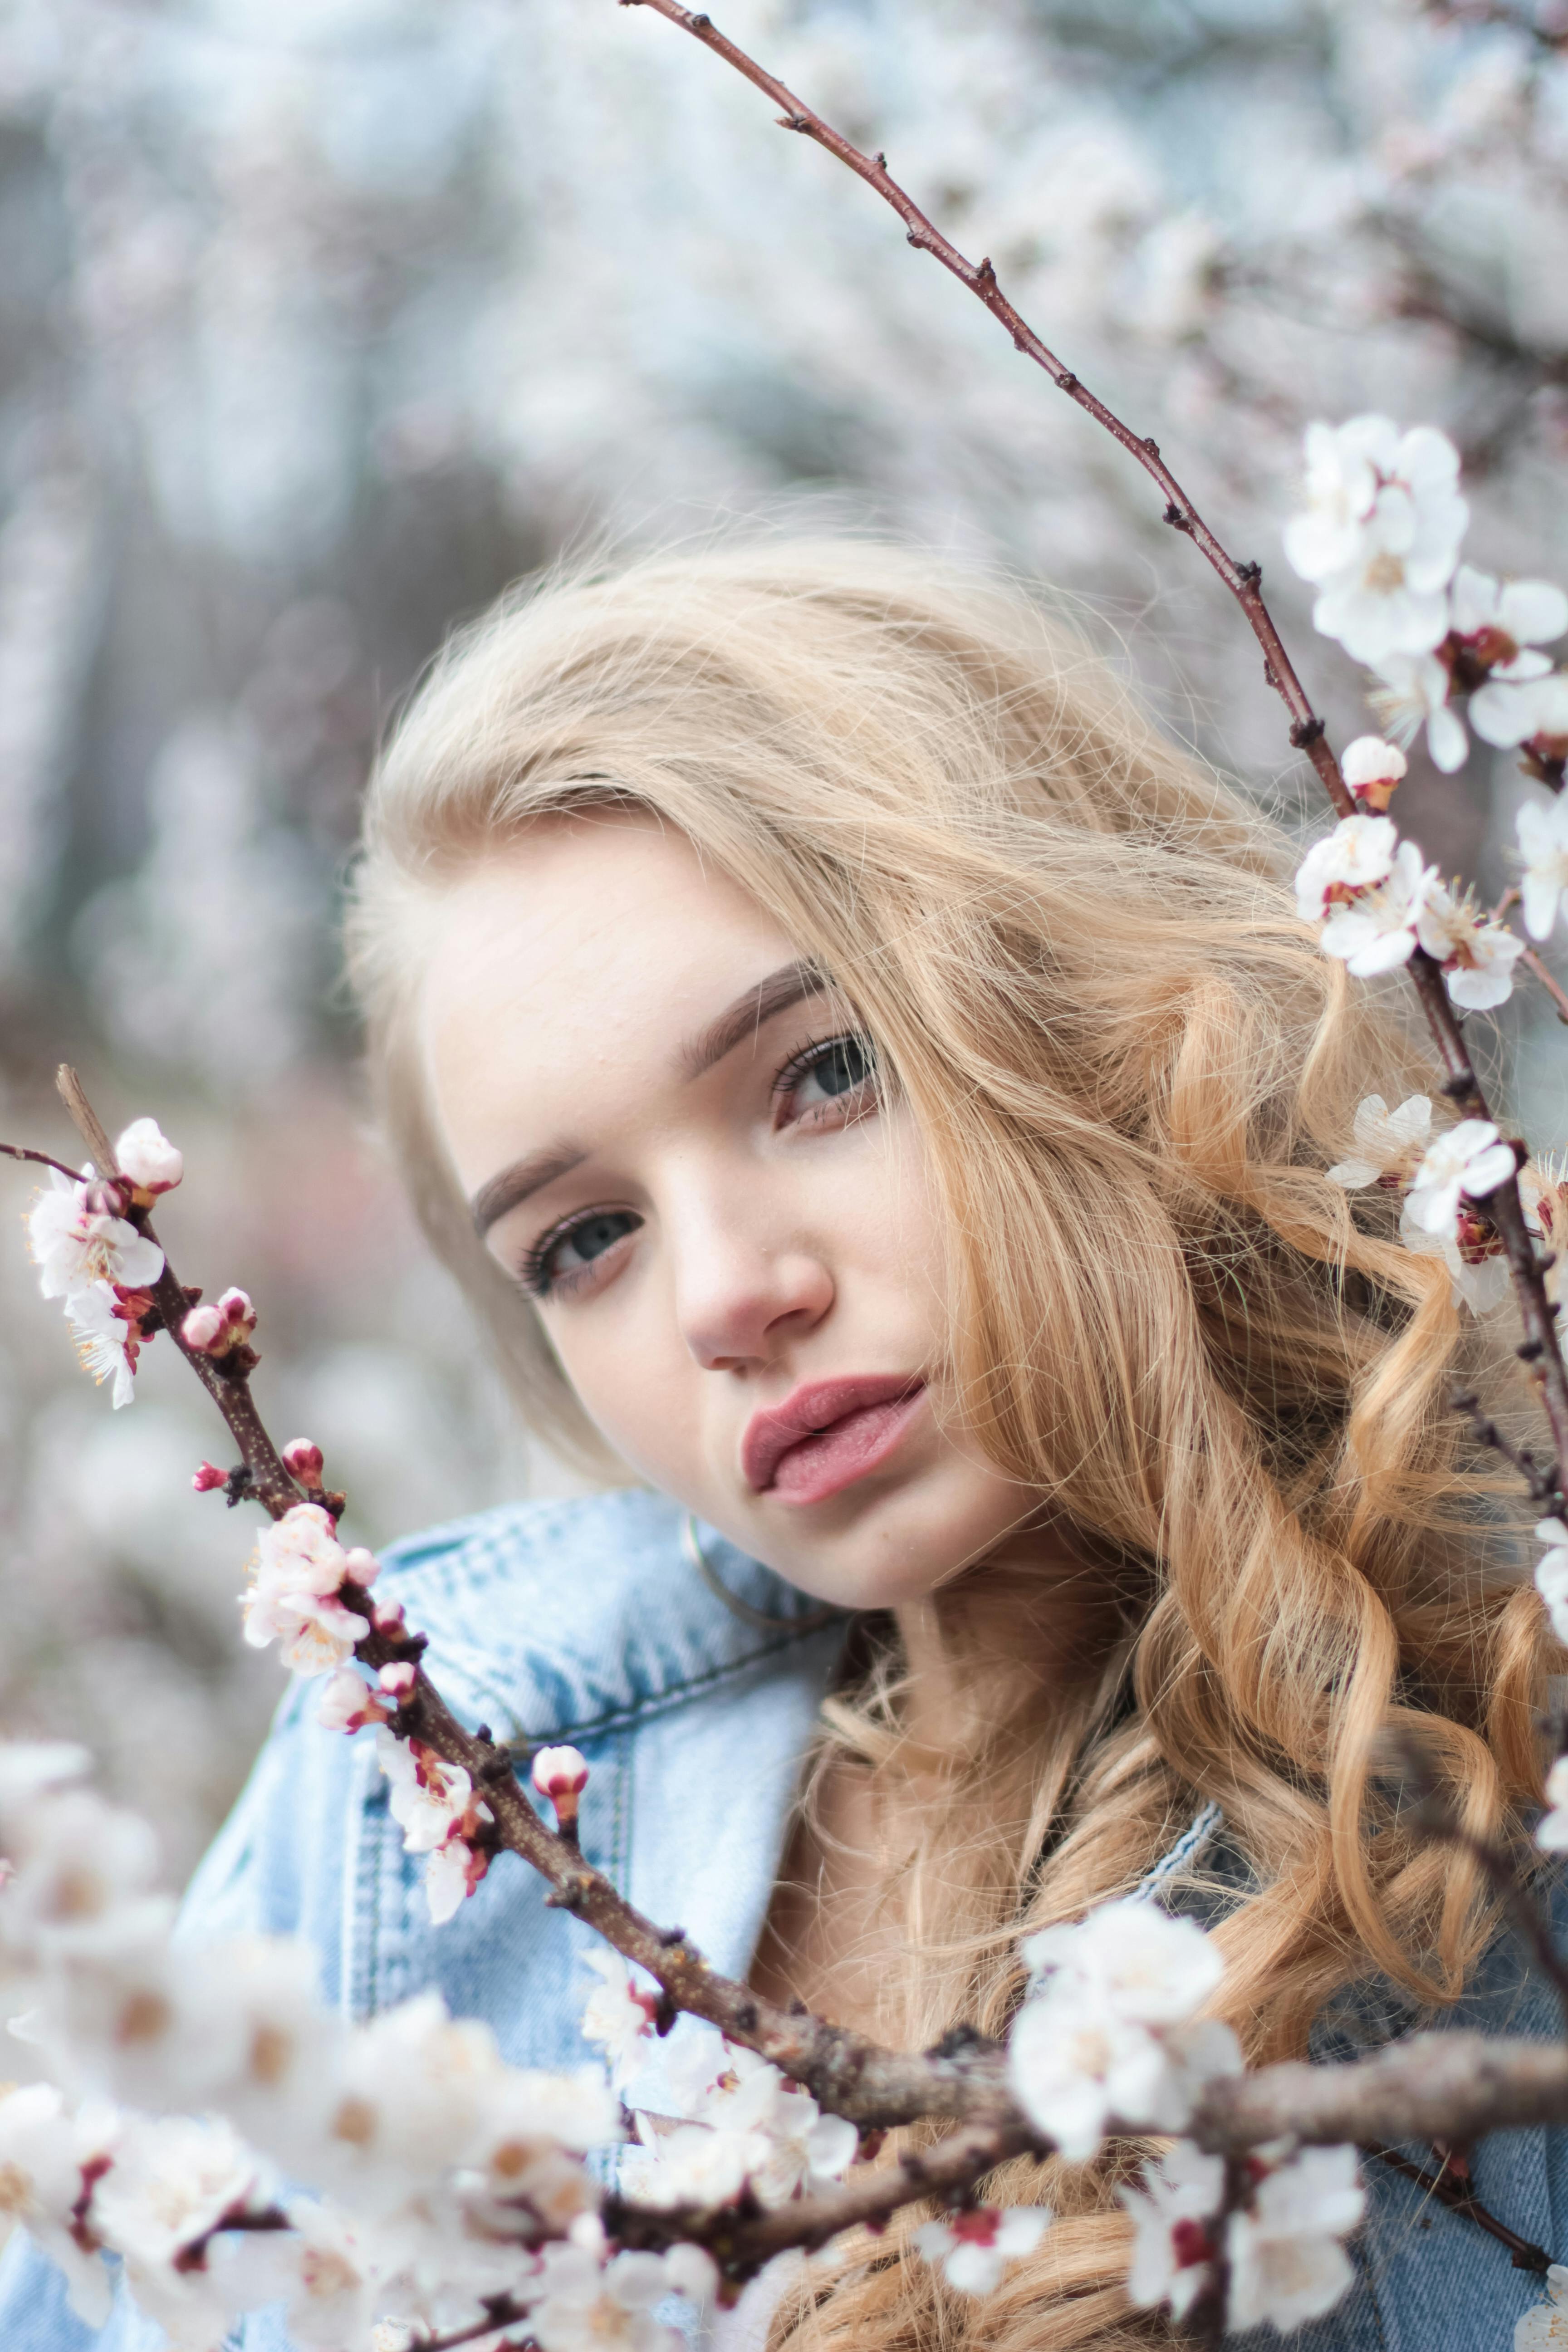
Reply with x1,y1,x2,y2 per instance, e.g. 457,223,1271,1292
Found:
681,1513,840,1635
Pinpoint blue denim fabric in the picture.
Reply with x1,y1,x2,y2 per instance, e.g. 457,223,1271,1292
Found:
2,1486,1566,2347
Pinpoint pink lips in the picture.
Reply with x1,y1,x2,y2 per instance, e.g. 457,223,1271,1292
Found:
741,1376,927,1507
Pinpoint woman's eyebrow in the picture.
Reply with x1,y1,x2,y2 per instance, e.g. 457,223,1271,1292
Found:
471,1142,588,1236
677,958,826,1082
470,961,826,1234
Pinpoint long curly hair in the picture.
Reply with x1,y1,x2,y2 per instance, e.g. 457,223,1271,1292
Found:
347,535,1550,2351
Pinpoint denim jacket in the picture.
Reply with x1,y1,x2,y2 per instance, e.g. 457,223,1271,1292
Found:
3,1486,1567,2349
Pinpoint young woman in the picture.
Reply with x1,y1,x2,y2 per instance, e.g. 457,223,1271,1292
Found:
3,539,1562,2351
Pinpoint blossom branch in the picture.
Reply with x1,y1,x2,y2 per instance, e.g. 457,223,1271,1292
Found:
24,1078,1568,2166
52,1064,308,1521
618,0,1568,1514
617,0,1351,821
1193,2030,1568,2155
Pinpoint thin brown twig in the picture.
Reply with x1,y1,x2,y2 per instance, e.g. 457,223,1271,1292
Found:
54,1066,307,1522
0,1142,88,1184
1369,2145,1554,2274
616,0,1568,1514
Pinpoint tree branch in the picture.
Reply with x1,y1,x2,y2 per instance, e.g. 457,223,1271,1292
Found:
615,0,1568,1513
54,1065,307,1522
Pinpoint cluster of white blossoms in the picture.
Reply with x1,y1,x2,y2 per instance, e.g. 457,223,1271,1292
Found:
1006,1900,1363,2332
237,1499,505,1931
0,1740,717,2352
618,2017,859,2215
1294,799,1526,1012
1284,416,1568,784
1008,1900,1240,2160
23,1117,180,1408
1327,1092,1520,1317
1121,2139,1364,2334
1285,416,1568,1017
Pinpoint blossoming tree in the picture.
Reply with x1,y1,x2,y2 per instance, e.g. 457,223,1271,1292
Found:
7,5,1568,2348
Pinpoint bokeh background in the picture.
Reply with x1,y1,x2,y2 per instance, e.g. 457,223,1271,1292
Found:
2,0,1567,1876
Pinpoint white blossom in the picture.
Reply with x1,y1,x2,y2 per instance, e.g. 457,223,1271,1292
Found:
1007,1995,1237,2164
112,1118,183,1197
1009,1903,1237,2161
1020,1898,1225,2025
241,1503,364,1675
1517,798,1568,942
423,1835,489,1926
0,1783,162,1960
26,1170,164,1302
1339,735,1406,812
529,2241,683,2352
1398,1205,1511,1317
1535,1519,1568,1650
0,2083,117,2325
316,1666,390,1736
1413,882,1525,1010
1404,1119,1517,1241
64,1280,140,1408
1225,2144,1364,2334
1516,2261,1568,2351
628,2026,858,2209
1537,1757,1568,1853
1119,2140,1225,2321
1293,813,1396,923
1472,670,1568,755
914,2203,1051,2294
1449,565,1566,681
580,1950,658,2086
618,2114,770,2211
376,1734,493,1923
229,2198,383,2351
377,1734,480,1857
89,2111,269,2273
1284,418,1467,666
1319,839,1440,976
1369,651,1469,774
1326,1093,1432,1191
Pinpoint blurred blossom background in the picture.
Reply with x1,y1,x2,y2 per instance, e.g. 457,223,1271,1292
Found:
1,0,1567,1872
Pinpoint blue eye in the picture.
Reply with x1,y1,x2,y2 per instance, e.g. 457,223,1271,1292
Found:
805,1039,873,1098
778,1033,879,1121
526,1209,641,1297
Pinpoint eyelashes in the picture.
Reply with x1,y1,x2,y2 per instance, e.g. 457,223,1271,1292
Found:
516,1029,880,1302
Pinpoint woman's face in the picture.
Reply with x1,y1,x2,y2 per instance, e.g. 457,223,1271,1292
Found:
421,812,1039,1612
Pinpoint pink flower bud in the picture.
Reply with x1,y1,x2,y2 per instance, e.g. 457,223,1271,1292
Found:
113,1117,183,1196
378,1662,417,1700
531,1744,589,1832
343,1546,379,1590
372,1600,407,1636
181,1303,226,1353
317,1666,390,1735
216,1287,256,1334
282,1438,324,1488
192,1461,227,1493
1341,735,1407,813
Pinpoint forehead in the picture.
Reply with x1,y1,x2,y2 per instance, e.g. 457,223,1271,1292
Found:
418,813,801,1185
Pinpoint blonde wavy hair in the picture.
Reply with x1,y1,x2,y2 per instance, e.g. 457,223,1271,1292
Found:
347,536,1550,2351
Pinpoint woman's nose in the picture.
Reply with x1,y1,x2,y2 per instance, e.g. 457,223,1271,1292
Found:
672,1209,834,1374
